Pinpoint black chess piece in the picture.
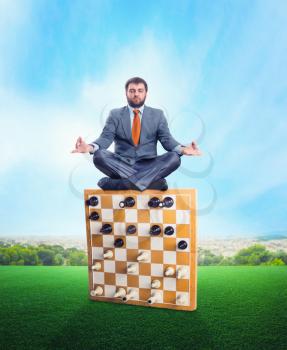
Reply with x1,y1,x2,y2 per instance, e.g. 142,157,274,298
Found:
150,225,161,236
126,225,137,234
89,211,99,221
114,238,124,247
164,226,174,236
148,197,161,208
86,196,98,207
178,240,188,250
160,196,174,208
119,197,135,208
100,224,112,234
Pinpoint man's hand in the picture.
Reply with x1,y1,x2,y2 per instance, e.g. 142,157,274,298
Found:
71,137,93,153
181,141,202,156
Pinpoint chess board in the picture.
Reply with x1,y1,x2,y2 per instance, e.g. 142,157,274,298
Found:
84,189,197,311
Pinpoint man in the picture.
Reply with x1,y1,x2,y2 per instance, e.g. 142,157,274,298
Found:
71,77,201,191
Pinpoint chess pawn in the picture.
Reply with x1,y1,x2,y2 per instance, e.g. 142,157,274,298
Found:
91,262,101,271
151,279,161,289
178,240,188,250
127,263,137,274
122,289,137,302
150,225,161,236
148,197,161,208
119,197,135,208
164,226,174,236
176,293,188,305
103,250,113,259
160,196,174,208
90,286,103,297
137,251,150,262
147,292,161,304
114,288,126,298
126,225,137,234
177,266,189,279
164,266,175,276
100,224,112,234
114,238,124,247
89,211,100,221
86,196,98,207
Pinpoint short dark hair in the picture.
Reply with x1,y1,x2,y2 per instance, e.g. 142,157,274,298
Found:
125,77,148,92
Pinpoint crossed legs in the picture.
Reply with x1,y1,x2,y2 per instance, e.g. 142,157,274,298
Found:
93,149,181,191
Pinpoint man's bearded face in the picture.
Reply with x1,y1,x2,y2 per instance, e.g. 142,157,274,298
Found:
126,83,147,108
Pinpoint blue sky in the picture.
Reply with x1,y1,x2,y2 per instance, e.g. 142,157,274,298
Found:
0,0,286,240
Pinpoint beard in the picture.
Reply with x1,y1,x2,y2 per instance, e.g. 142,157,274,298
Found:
127,96,146,108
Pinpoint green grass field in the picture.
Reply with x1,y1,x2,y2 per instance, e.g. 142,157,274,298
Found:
0,266,286,350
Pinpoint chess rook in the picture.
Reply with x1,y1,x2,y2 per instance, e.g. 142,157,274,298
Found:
114,238,124,247
151,279,161,289
164,226,174,236
148,292,161,304
126,225,137,234
165,266,175,276
137,251,150,262
86,196,98,207
122,289,137,302
150,225,161,236
91,262,101,271
90,286,103,297
114,288,126,298
103,250,113,259
148,197,161,208
89,211,100,221
100,224,112,234
178,240,188,250
119,197,135,208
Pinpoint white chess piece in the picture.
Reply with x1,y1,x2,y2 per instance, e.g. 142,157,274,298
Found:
164,266,175,276
103,250,113,259
127,263,137,274
90,286,103,297
177,266,189,279
114,288,126,298
176,293,188,305
137,251,150,262
91,262,101,271
122,289,137,302
147,292,161,304
151,279,161,289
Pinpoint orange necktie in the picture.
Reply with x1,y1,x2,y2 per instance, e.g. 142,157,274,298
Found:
132,109,141,146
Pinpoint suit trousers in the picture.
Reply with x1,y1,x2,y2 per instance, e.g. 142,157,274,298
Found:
93,149,181,191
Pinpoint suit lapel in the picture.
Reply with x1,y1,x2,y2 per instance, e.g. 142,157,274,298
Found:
121,106,132,143
139,106,150,145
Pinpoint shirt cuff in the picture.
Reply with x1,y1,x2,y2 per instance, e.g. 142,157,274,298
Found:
173,144,185,155
88,143,99,154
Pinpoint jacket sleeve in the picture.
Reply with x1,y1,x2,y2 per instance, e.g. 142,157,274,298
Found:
91,111,117,150
157,111,181,151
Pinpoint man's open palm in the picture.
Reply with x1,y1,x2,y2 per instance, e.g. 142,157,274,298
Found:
182,141,202,156
71,137,92,153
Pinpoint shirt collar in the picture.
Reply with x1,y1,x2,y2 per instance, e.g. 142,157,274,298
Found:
127,104,145,115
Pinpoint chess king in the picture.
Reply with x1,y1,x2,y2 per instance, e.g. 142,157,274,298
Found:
71,77,201,191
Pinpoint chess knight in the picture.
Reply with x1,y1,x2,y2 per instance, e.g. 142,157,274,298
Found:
72,77,201,191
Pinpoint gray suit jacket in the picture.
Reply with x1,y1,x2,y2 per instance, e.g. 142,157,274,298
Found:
93,105,181,165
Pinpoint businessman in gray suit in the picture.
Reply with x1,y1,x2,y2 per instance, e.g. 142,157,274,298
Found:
72,77,201,191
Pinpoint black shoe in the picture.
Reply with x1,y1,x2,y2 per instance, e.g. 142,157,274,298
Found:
98,177,140,191
148,178,168,191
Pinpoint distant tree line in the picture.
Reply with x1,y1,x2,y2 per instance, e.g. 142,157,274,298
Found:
0,242,87,266
198,244,287,266
1,242,286,266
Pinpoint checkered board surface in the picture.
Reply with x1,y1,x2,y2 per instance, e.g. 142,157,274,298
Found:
84,189,197,311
